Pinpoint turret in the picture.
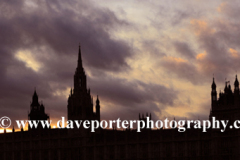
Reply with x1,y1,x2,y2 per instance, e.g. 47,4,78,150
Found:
40,103,45,113
228,84,232,92
234,75,239,106
28,90,49,130
31,89,40,109
224,81,228,93
96,95,100,121
211,77,217,102
234,75,239,92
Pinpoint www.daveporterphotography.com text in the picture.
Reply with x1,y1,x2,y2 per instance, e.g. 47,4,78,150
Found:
6,116,240,133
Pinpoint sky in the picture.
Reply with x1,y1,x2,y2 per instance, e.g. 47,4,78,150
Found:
1,0,240,130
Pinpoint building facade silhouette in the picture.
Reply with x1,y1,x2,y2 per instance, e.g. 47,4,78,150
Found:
0,46,239,160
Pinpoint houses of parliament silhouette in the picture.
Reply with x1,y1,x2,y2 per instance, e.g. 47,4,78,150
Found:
1,46,240,160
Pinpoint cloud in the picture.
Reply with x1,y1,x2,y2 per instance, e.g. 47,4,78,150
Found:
89,75,177,106
217,1,240,18
196,51,206,60
87,73,179,120
159,5,240,85
174,41,196,59
0,0,133,72
229,48,239,58
0,0,180,128
141,40,166,57
0,0,136,125
4,0,240,129
159,56,204,84
15,50,42,72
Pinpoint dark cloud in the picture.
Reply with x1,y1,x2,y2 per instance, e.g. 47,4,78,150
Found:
0,0,135,125
170,8,202,26
149,2,202,30
0,0,133,72
218,2,240,19
89,75,177,107
195,19,240,83
3,0,235,129
174,41,195,59
0,0,180,128
159,2,240,86
87,72,178,121
159,57,204,84
141,40,166,57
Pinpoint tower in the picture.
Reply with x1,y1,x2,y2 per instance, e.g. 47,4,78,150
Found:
234,75,239,106
211,77,217,107
210,75,240,122
67,45,100,121
210,77,217,120
28,90,49,130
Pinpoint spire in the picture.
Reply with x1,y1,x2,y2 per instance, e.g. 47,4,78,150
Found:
78,44,82,68
96,95,100,104
74,44,87,90
211,77,216,90
235,75,239,87
33,88,37,97
224,79,228,93
228,84,231,90
32,89,39,106
95,95,100,121
212,77,217,102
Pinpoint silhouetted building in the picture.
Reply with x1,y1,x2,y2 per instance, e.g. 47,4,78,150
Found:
67,46,100,122
28,90,49,130
0,46,239,160
210,76,240,123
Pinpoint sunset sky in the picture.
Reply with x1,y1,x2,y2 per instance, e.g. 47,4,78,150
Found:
1,0,240,129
